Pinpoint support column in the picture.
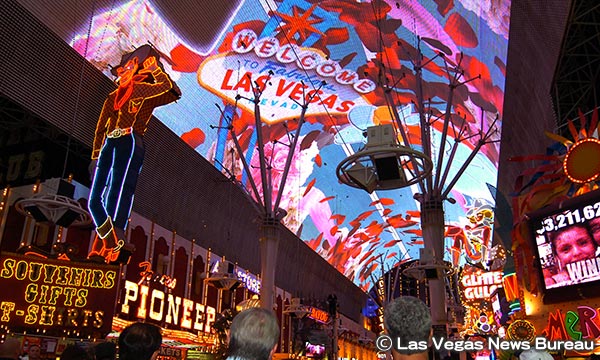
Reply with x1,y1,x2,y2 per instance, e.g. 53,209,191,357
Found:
259,218,279,310
421,199,447,328
332,312,339,360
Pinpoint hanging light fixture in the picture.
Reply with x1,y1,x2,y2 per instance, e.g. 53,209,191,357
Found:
402,248,455,280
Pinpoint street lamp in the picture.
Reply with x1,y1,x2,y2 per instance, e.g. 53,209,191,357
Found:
338,40,500,331
284,297,311,356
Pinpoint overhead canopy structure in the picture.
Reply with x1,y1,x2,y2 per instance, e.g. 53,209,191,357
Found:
23,0,511,291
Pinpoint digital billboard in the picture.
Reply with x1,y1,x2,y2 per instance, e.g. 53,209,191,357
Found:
528,189,600,297
21,0,510,290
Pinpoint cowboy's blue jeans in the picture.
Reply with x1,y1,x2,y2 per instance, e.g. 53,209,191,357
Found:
89,133,145,233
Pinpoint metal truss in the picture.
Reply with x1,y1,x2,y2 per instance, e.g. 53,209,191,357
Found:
552,0,600,134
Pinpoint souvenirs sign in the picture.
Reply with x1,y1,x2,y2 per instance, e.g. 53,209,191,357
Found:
197,29,374,124
0,252,119,337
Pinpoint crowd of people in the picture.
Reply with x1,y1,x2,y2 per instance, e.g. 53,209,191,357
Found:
0,307,280,360
0,300,570,360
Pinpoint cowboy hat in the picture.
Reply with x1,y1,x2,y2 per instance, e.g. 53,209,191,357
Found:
110,44,166,77
110,44,181,102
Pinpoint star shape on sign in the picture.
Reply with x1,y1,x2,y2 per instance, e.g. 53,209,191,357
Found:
274,3,325,44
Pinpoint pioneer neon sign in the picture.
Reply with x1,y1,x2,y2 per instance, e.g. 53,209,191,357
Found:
198,29,373,124
138,261,176,290
121,280,216,333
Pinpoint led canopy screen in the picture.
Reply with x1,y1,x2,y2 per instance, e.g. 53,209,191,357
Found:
24,0,511,290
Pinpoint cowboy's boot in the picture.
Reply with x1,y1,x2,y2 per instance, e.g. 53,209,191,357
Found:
87,234,107,263
96,217,114,239
92,217,124,264
104,227,135,265
100,228,123,263
108,242,136,265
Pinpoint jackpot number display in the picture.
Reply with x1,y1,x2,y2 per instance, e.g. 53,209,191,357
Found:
536,202,600,235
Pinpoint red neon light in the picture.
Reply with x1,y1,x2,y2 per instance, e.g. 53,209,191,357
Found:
564,138,600,184
502,274,519,302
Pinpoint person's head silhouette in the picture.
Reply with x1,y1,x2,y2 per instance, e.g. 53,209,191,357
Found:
226,308,280,360
384,296,432,359
119,322,162,360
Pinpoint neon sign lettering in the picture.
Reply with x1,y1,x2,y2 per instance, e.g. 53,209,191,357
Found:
309,307,329,323
0,258,116,299
138,261,176,290
461,271,502,286
543,307,600,341
0,254,117,335
459,266,503,328
121,280,216,333
502,274,519,301
236,270,261,293
376,277,385,303
461,271,502,300
231,30,375,94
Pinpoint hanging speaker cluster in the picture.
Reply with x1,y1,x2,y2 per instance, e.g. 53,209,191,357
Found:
15,178,91,228
402,248,455,280
283,298,311,318
337,125,432,193
204,260,242,291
